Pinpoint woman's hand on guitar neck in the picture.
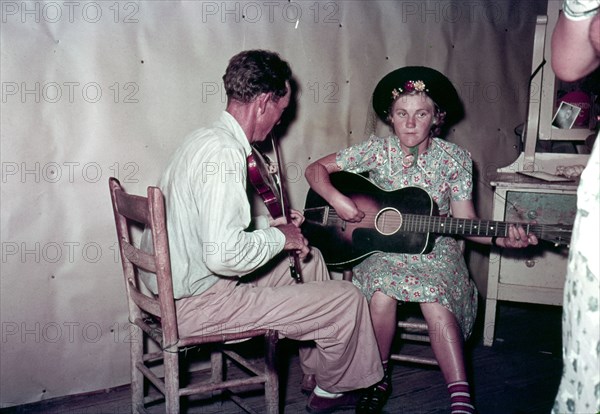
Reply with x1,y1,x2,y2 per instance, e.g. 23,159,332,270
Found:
497,224,539,248
276,223,310,259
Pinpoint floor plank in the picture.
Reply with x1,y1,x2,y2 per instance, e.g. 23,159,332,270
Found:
0,302,563,414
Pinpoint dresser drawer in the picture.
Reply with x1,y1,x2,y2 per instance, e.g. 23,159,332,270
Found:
498,191,575,291
503,191,577,224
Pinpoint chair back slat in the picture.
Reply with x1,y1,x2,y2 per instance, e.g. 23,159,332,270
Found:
109,177,179,348
122,240,157,273
114,189,151,225
128,280,161,317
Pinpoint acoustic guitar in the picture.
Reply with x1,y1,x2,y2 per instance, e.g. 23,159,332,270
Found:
302,172,572,267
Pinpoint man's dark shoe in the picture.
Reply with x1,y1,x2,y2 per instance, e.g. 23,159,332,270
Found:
301,374,317,395
355,380,392,414
306,390,360,413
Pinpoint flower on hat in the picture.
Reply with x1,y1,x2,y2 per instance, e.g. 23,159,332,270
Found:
412,80,427,91
391,80,427,100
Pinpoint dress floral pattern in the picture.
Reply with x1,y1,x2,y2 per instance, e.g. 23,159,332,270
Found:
336,135,478,338
553,2,600,410
552,141,600,414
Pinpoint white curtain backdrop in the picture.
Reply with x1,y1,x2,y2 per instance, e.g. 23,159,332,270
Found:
1,0,549,406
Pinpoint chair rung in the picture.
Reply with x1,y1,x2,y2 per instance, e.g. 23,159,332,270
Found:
223,350,263,377
390,354,439,366
397,321,429,331
137,360,269,400
400,333,431,342
136,362,166,394
179,376,267,397
178,329,270,348
142,350,164,363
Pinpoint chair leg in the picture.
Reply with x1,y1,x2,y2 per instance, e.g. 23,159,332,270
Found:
164,350,181,414
211,349,224,402
211,350,224,383
130,327,145,413
264,330,280,414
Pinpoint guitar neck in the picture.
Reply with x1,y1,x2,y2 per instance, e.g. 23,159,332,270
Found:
304,173,573,254
305,197,571,247
305,208,536,238
403,215,533,238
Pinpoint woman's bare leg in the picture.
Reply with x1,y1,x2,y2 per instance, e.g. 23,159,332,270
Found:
369,291,398,359
420,302,475,413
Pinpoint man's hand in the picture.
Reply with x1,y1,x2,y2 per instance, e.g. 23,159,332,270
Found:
270,209,305,227
277,223,310,259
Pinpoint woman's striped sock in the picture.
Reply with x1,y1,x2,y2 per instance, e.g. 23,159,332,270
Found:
447,381,475,414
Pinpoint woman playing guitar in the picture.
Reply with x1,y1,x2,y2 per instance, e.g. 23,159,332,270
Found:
305,66,538,414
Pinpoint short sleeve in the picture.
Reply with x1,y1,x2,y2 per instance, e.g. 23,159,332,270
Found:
562,0,600,20
335,135,388,173
447,146,473,202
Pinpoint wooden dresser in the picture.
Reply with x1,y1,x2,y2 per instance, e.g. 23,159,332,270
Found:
482,1,592,346
483,173,578,346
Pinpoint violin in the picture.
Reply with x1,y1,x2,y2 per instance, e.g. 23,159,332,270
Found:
247,139,303,283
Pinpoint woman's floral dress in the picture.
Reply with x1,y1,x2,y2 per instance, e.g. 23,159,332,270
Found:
552,140,599,414
336,135,478,338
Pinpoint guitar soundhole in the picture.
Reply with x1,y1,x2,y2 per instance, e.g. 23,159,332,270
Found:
375,208,403,235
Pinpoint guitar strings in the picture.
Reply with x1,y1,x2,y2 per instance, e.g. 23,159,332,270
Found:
324,209,568,238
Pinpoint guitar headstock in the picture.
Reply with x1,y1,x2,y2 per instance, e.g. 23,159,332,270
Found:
541,224,573,247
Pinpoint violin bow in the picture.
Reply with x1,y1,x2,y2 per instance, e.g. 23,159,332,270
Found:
271,134,303,283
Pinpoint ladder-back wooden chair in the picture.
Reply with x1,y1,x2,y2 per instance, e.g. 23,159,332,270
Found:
109,177,280,413
342,239,468,367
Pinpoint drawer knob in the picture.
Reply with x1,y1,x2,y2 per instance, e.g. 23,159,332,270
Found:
525,259,536,268
527,210,538,220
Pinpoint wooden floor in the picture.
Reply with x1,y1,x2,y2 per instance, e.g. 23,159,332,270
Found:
1,301,563,414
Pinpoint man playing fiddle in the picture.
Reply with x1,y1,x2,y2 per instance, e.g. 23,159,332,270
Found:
140,49,383,413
